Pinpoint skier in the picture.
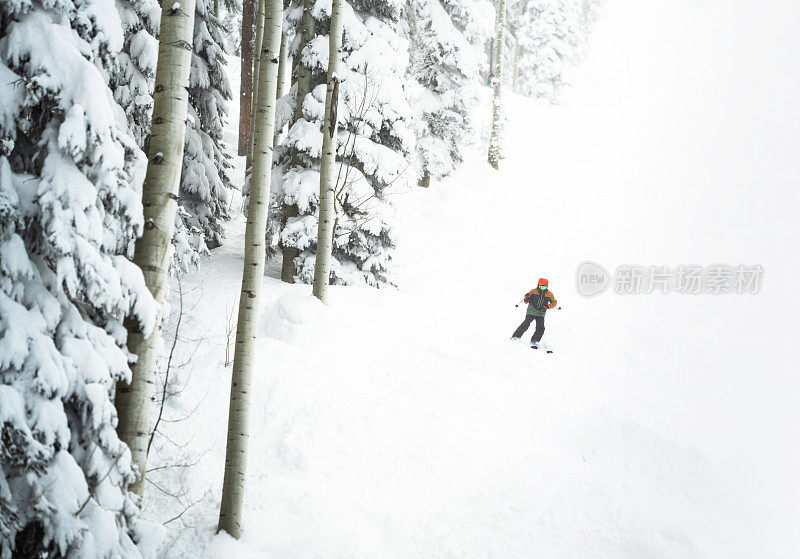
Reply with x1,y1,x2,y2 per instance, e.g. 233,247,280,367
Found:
511,278,558,349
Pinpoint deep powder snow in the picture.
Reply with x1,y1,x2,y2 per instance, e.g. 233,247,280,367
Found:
146,1,800,556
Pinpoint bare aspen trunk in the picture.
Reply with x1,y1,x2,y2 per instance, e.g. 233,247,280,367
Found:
214,0,220,18
238,0,255,156
311,0,344,303
280,0,315,283
486,39,494,84
273,31,290,145
247,0,266,164
487,0,505,170
116,0,196,498
217,0,282,539
512,36,519,93
276,33,290,100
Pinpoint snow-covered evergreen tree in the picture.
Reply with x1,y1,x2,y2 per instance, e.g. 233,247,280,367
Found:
406,0,492,183
113,1,160,146
176,0,235,270
0,1,158,557
579,0,602,29
516,0,583,101
222,0,245,56
115,0,234,272
274,0,415,286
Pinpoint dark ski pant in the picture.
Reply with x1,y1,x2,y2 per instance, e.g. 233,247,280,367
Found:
512,314,545,342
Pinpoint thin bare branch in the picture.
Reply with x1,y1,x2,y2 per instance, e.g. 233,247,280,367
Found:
162,494,205,525
148,274,185,457
146,477,187,499
75,452,123,517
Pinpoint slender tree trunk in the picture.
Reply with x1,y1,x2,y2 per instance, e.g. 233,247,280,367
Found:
273,31,290,145
418,169,431,188
290,40,300,84
214,0,220,18
311,0,344,303
280,0,315,284
116,0,196,498
247,0,266,165
487,38,494,84
217,0,282,539
487,0,505,170
279,204,298,282
512,36,519,93
238,0,255,156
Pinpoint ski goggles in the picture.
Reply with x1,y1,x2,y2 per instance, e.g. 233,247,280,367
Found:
538,285,547,290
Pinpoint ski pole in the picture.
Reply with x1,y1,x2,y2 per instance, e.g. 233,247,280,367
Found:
514,298,525,308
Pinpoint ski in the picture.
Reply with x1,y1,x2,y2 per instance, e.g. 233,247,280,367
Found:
530,343,554,354
512,338,554,354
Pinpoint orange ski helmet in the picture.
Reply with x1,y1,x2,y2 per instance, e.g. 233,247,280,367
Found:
538,278,549,287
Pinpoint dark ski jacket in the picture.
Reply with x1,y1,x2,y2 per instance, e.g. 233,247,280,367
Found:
524,288,557,317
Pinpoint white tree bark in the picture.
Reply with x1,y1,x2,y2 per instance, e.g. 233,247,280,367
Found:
280,0,315,284
217,0,282,539
311,0,344,303
247,0,266,164
512,36,519,93
239,0,255,156
487,0,505,170
116,0,196,498
273,31,290,145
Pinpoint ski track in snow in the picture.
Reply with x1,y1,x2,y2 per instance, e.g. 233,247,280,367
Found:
149,1,800,557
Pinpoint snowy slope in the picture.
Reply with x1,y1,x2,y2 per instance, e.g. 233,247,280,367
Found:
147,1,800,557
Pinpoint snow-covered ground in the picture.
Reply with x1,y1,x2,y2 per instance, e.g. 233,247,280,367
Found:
147,0,800,556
